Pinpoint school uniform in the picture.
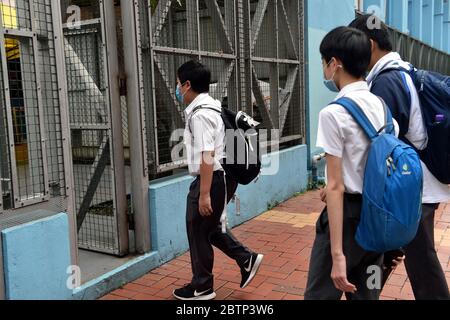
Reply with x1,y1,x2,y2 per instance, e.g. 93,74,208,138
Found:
367,52,450,300
183,93,254,292
305,81,399,300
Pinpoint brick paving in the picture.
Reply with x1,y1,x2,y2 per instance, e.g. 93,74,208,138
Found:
101,190,450,300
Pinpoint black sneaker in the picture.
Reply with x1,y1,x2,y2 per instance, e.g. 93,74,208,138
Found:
240,253,264,289
173,284,216,301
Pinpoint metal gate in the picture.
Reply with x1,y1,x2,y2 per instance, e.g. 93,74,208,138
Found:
136,0,306,175
62,0,128,256
0,0,73,219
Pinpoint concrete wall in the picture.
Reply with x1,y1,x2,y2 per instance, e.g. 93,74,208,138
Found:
306,0,356,158
1,213,72,300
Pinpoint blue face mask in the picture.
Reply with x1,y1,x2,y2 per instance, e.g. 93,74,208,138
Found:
323,77,339,93
323,60,340,92
176,85,184,104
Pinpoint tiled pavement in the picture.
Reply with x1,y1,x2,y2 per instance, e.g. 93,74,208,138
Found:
101,190,450,300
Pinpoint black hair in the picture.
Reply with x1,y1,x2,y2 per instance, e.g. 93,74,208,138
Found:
349,14,393,52
177,60,211,94
319,26,372,78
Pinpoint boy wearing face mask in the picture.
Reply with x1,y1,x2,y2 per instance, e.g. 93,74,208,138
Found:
350,15,450,300
172,60,263,301
304,27,399,300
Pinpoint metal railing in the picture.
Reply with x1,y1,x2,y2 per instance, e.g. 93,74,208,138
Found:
388,27,450,75
356,11,450,75
138,0,306,175
0,0,73,218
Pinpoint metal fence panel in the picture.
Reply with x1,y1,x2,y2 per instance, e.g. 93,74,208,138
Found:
62,0,128,256
0,0,71,216
140,0,306,175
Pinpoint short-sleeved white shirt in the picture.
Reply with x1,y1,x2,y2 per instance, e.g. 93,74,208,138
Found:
184,93,225,176
317,81,400,194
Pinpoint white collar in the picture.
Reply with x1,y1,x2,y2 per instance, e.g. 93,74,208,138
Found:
184,93,220,117
335,81,370,100
366,52,410,84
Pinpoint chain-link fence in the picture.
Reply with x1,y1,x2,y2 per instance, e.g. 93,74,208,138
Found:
138,0,306,176
0,0,71,216
62,0,129,256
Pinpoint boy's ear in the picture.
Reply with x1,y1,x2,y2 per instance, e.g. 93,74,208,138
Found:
334,57,344,68
370,39,376,52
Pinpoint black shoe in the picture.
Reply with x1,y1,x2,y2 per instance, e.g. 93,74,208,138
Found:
240,253,264,289
173,284,216,301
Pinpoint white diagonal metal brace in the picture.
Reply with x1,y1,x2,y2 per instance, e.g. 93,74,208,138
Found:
279,66,299,132
204,0,234,53
215,60,235,101
278,0,298,59
252,66,274,129
250,0,269,54
151,0,173,45
64,41,107,121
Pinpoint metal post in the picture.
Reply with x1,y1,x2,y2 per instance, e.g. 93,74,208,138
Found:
225,0,238,111
0,11,19,209
268,0,279,129
28,0,50,207
121,0,151,254
51,0,78,267
237,0,252,114
101,0,129,256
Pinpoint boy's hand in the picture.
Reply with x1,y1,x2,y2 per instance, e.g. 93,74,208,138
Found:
391,256,405,268
199,194,213,217
383,250,405,269
331,254,357,293
320,188,327,203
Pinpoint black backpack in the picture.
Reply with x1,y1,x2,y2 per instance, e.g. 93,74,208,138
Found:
190,105,262,185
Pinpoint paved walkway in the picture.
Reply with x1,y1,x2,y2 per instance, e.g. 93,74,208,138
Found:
101,190,450,300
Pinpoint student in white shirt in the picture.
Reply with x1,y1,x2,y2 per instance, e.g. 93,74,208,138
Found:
305,27,399,300
350,14,450,300
172,60,263,301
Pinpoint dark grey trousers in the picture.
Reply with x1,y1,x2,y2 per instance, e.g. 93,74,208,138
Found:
383,203,450,300
186,171,252,291
305,194,383,300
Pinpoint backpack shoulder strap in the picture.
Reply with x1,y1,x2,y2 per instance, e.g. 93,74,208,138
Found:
378,65,413,95
333,97,378,141
188,105,222,133
191,105,222,115
377,97,395,135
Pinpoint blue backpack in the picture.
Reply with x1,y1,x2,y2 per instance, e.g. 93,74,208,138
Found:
334,97,423,253
381,65,450,184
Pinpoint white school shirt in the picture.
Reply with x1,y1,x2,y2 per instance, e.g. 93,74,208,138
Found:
316,81,400,194
184,93,225,176
367,52,450,204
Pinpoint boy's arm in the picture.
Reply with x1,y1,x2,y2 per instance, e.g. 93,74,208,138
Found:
326,154,357,294
199,152,214,217
191,113,217,217
370,73,411,139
